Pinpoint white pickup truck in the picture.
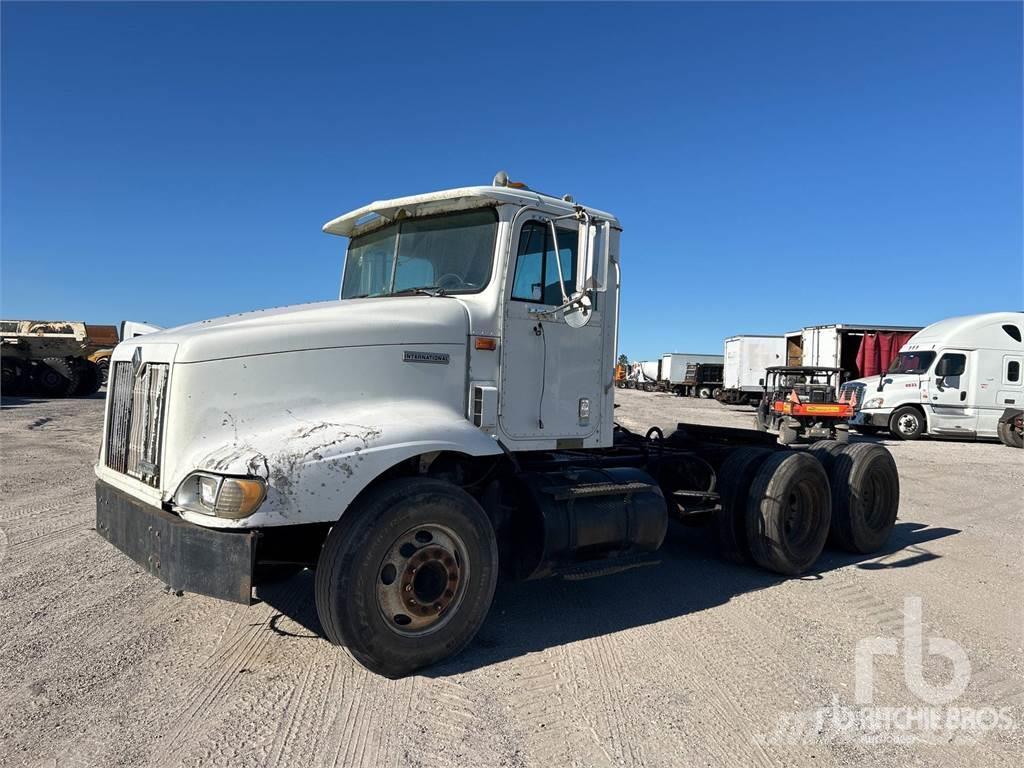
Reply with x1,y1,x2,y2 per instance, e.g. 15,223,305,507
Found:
96,175,902,676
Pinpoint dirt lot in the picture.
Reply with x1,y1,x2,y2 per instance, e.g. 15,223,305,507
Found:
1,388,1021,768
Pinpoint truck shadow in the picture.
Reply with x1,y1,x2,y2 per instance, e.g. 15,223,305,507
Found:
256,520,960,674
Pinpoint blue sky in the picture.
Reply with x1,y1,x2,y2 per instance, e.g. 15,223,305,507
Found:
2,1,1021,361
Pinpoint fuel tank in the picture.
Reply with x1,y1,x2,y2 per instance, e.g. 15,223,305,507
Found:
514,466,668,579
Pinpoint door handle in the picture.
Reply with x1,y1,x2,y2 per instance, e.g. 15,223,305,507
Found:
960,391,966,401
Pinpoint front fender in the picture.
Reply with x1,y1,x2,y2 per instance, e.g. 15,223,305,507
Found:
175,401,502,529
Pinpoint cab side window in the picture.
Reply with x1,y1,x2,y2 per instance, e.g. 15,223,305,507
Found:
1006,359,1021,384
511,221,577,305
937,353,966,379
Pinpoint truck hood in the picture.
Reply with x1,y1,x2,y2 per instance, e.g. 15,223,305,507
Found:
847,372,921,395
132,297,469,363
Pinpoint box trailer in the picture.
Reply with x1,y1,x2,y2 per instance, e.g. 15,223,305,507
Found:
785,324,921,385
717,335,787,405
659,352,723,385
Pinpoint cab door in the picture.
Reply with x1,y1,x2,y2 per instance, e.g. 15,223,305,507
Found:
498,215,603,445
927,350,977,435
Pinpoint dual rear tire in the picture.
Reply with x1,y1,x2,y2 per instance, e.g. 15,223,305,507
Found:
809,440,900,553
714,440,900,573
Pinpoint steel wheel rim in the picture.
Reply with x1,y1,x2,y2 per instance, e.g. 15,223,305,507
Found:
781,481,818,549
375,523,469,637
897,413,917,434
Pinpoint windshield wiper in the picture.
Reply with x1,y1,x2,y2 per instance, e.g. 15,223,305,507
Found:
389,286,447,297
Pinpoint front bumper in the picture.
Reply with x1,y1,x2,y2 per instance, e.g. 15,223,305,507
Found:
850,409,892,428
95,480,256,604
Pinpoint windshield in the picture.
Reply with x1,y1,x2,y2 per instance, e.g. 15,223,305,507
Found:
340,208,498,299
888,351,935,375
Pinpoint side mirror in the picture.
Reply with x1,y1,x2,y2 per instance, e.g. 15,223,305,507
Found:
578,220,611,293
935,356,965,377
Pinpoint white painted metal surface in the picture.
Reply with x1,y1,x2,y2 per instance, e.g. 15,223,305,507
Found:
723,335,786,392
95,181,622,528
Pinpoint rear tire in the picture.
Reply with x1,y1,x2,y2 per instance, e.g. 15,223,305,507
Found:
2,360,25,395
315,477,498,678
745,452,831,576
807,439,846,472
96,358,110,387
73,360,101,396
889,406,924,440
698,387,712,399
714,447,773,563
826,443,900,553
1000,419,1023,448
36,358,80,397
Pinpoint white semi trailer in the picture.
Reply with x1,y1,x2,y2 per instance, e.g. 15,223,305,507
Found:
95,176,902,677
843,312,1024,443
716,335,787,405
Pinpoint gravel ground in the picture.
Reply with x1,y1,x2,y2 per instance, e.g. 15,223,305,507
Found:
1,388,1021,767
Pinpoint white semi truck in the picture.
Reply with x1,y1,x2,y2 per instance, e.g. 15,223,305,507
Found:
844,312,1024,442
95,176,902,677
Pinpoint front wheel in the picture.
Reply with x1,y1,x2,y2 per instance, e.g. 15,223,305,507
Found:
315,477,498,678
889,406,924,440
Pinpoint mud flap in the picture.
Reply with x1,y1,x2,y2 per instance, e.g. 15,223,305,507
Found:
95,480,256,604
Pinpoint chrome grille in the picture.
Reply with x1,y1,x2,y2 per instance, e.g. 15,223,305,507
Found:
105,360,169,486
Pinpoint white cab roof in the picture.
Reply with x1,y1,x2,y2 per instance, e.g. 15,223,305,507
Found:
323,185,620,238
904,311,1024,351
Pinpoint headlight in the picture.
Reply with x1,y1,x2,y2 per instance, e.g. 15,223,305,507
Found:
174,472,266,519
863,397,884,409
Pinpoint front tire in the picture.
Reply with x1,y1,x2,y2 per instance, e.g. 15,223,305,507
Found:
889,406,924,440
315,477,498,678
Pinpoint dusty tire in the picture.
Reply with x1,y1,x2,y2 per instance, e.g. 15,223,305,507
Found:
712,387,723,399
36,358,80,397
745,451,831,576
807,440,846,472
714,447,774,563
1000,417,1023,448
889,406,924,440
826,443,900,553
96,358,110,387
2,360,25,395
315,477,498,678
698,387,712,399
73,360,101,396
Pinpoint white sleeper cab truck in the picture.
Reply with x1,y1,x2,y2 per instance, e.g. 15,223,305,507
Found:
96,175,902,677
843,312,1024,443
